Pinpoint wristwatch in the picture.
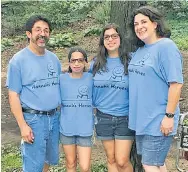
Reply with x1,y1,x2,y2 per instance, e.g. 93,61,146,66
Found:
165,113,175,118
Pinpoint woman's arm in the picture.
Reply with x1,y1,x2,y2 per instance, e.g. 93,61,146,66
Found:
160,82,183,136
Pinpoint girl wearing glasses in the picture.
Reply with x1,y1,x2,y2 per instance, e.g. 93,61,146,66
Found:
59,47,93,172
90,24,135,172
128,6,183,172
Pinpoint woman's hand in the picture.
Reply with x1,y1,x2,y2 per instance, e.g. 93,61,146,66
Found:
160,116,174,136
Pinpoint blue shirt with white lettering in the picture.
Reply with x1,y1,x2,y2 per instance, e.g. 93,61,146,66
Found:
90,57,129,116
6,47,61,111
60,72,94,136
128,38,183,136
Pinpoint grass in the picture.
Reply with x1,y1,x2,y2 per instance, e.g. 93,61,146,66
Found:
1,144,107,172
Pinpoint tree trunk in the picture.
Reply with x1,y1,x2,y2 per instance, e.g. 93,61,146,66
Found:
110,2,147,171
110,1,147,51
184,151,188,160
130,141,145,172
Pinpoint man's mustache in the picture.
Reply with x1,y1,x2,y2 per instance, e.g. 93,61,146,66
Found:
37,36,49,41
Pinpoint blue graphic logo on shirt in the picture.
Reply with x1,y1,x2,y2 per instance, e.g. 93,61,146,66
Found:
47,61,57,77
31,61,59,89
77,85,89,99
110,66,124,81
137,53,150,67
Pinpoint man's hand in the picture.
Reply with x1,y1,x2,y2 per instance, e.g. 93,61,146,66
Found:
8,91,34,144
160,116,174,136
20,123,34,144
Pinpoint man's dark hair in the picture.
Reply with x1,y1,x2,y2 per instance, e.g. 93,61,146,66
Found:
25,15,52,33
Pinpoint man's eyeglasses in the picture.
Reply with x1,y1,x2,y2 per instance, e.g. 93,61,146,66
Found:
104,33,119,41
70,58,85,63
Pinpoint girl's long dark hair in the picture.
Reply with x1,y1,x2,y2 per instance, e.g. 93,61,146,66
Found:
93,23,129,76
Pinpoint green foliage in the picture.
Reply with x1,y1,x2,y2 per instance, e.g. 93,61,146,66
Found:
92,163,107,172
1,1,42,36
2,1,94,36
89,1,111,24
13,35,27,42
1,144,22,171
48,33,78,48
148,0,188,20
41,1,93,28
1,144,107,171
173,37,188,51
1,38,14,52
183,118,188,126
84,25,103,37
168,20,188,50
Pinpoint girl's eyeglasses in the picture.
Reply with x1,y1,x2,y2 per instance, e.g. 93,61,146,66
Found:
104,33,119,41
70,58,85,63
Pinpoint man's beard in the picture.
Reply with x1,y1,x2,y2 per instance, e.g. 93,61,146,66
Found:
31,35,49,47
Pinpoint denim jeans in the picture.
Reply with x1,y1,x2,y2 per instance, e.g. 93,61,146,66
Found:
21,111,60,172
136,135,173,166
95,109,135,140
60,133,92,147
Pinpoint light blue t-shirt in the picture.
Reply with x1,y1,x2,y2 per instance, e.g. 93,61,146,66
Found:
6,47,61,111
60,72,94,136
90,57,129,116
128,38,183,136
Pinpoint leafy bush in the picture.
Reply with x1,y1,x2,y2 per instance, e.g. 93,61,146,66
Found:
1,144,22,171
1,1,94,36
148,0,188,20
13,35,27,42
183,118,188,126
92,163,107,172
1,38,14,52
173,37,188,51
41,1,93,28
84,25,103,37
1,1,42,36
48,33,78,48
89,1,111,24
168,20,188,50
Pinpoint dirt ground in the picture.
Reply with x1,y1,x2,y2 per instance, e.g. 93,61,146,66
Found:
1,26,188,171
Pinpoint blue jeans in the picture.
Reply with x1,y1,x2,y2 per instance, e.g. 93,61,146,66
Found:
21,112,60,172
136,135,173,166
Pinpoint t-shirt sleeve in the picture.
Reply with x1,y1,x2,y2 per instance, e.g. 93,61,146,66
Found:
159,42,183,84
6,62,22,94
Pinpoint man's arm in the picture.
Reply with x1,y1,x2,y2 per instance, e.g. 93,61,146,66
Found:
9,90,34,144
